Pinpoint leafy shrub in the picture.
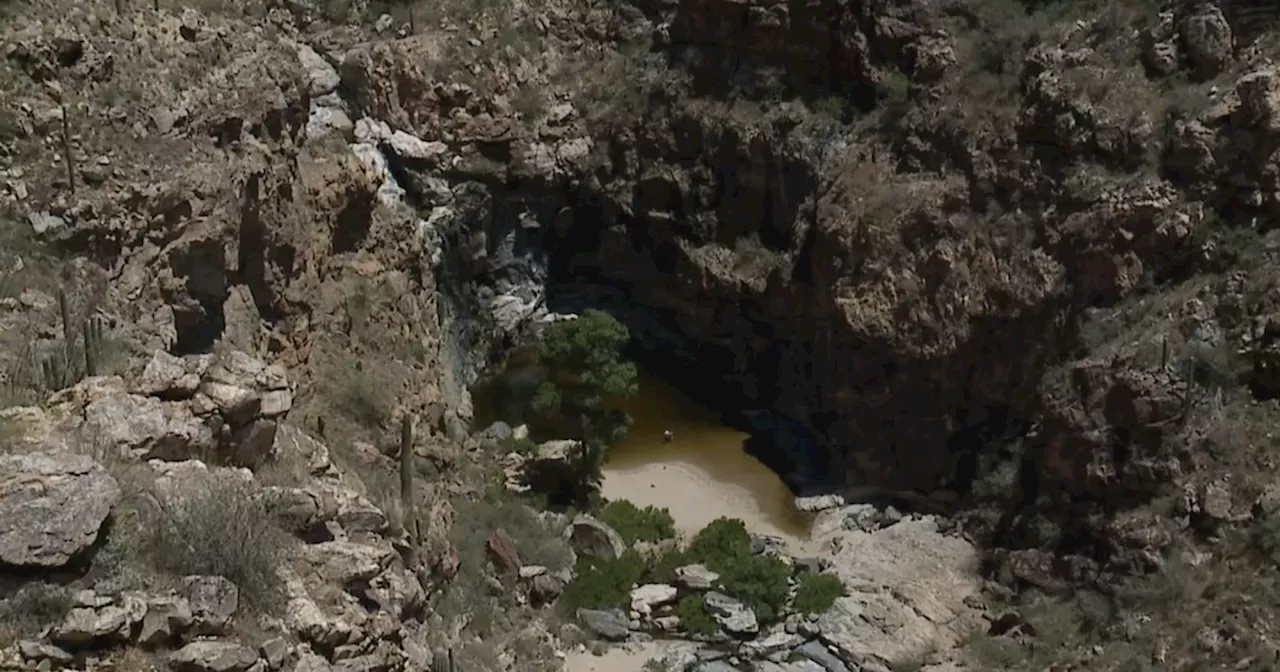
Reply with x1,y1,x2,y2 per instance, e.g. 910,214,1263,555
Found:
0,582,72,646
793,573,847,614
144,476,292,612
499,435,539,457
599,500,676,546
687,517,752,570
531,309,638,506
560,549,646,612
717,553,792,623
333,367,393,429
643,546,691,584
1253,515,1280,562
676,594,717,636
686,517,790,623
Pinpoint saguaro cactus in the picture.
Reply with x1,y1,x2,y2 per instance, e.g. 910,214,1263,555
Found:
399,413,417,544
1182,352,1196,426
60,102,75,194
39,285,109,389
57,287,72,344
83,315,104,377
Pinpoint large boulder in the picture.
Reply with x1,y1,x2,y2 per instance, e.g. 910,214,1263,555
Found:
81,393,217,461
576,608,631,641
0,452,121,567
565,514,625,560
185,575,239,636
705,591,759,636
816,517,986,668
138,595,195,647
168,641,260,672
54,605,131,647
295,540,394,587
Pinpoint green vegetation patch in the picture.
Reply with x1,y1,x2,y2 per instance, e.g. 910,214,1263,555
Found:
530,309,638,507
559,549,647,612
793,572,848,614
0,582,73,646
675,594,717,636
686,517,792,623
598,499,676,546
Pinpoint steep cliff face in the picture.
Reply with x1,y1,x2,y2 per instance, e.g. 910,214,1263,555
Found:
13,0,1280,668
549,100,1072,491
10,0,1280,570
274,0,1275,503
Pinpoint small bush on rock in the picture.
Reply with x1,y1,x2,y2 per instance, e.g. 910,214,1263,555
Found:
560,549,646,612
793,572,847,614
500,435,539,457
685,517,790,622
687,517,752,570
643,546,690,584
676,594,717,636
717,553,792,623
0,582,73,646
144,476,291,612
1252,514,1280,563
599,499,676,546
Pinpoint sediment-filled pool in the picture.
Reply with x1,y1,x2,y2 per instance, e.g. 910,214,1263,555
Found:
602,372,814,545
471,350,814,546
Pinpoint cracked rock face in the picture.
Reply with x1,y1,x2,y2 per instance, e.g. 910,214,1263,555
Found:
0,451,121,568
814,517,985,668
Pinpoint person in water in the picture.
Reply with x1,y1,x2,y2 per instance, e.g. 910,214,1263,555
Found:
662,429,674,443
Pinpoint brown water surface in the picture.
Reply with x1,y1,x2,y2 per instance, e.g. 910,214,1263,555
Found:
602,372,814,544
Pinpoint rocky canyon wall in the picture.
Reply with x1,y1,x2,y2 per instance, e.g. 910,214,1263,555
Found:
14,0,1280,510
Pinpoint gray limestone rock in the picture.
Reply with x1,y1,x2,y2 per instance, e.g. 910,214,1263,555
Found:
0,452,120,567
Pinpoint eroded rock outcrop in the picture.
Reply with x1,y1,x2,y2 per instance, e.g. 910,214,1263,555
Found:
814,517,985,668
0,451,120,568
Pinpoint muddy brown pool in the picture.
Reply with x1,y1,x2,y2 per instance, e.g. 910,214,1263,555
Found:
601,372,814,544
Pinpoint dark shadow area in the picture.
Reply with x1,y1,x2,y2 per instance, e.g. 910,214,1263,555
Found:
166,239,229,356
540,280,835,497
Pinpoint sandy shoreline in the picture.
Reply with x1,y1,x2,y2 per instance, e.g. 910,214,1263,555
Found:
600,458,817,554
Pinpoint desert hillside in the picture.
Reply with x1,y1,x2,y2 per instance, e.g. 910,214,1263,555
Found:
4,0,1280,670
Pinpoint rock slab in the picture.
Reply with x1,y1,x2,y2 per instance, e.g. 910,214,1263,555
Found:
816,517,986,667
0,452,121,567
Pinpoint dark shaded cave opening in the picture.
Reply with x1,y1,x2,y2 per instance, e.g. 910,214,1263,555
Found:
332,197,374,254
172,303,225,356
948,404,1030,498
534,199,840,498
166,240,229,356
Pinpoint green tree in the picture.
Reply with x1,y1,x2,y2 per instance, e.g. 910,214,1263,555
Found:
531,309,638,506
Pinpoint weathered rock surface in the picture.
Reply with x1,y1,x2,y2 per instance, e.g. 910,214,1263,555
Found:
814,517,985,668
631,583,679,615
676,564,720,591
0,452,120,567
168,640,260,672
577,608,632,641
705,591,759,637
565,514,626,560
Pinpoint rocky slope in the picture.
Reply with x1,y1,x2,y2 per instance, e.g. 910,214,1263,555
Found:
7,0,1280,669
